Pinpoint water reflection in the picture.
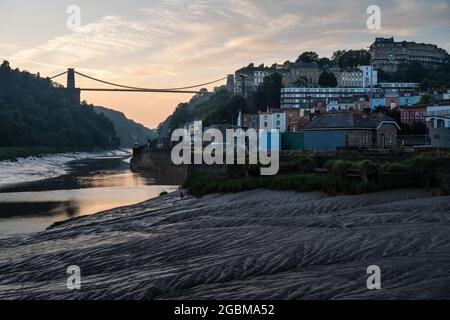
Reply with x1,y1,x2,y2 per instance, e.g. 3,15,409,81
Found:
0,155,179,236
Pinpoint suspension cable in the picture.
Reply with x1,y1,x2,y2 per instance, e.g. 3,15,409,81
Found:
74,71,228,91
49,71,68,80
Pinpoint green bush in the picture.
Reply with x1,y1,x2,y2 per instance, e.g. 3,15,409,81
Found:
325,159,355,176
287,155,316,173
384,162,409,173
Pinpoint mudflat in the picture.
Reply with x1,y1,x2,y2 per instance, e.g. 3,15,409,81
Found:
1,188,449,300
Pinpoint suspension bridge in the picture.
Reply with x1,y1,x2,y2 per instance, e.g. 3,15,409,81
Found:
49,68,230,105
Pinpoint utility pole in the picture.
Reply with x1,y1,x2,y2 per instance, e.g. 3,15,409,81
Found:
369,66,373,110
238,74,247,128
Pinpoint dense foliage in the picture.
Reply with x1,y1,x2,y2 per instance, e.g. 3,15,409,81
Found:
0,61,119,149
318,70,338,87
184,152,449,197
93,106,156,147
166,88,240,132
379,62,450,90
331,50,371,69
295,49,371,69
255,72,282,110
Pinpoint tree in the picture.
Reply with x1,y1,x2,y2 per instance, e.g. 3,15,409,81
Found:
336,50,371,68
420,78,432,91
331,50,346,65
317,57,332,68
0,61,119,149
296,51,319,64
394,62,427,83
293,76,309,87
377,68,392,82
419,93,436,105
318,71,337,87
255,72,282,111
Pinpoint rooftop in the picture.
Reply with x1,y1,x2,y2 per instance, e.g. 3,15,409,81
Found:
303,112,398,130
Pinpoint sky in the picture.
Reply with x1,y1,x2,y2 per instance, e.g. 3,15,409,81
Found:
1,0,449,128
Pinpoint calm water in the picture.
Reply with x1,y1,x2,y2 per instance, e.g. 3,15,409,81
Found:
0,153,178,236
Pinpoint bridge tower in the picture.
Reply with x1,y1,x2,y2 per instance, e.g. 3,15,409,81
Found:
66,68,80,106
67,68,75,89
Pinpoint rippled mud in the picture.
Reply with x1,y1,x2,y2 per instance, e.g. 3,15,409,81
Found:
1,189,450,300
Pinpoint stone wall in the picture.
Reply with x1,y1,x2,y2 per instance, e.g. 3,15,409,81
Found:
131,148,226,185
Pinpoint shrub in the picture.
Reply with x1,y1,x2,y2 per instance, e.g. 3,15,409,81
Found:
384,162,409,173
325,159,355,176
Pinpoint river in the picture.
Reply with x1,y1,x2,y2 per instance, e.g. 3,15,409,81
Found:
0,150,178,236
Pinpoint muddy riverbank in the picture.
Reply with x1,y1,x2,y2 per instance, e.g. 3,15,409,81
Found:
1,188,450,299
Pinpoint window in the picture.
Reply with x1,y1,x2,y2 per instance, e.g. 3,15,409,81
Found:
388,132,394,144
361,132,369,144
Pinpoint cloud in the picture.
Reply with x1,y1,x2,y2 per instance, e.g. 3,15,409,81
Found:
9,0,450,78
3,0,449,127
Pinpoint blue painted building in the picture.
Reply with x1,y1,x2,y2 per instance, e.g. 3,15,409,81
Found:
400,95,421,106
371,98,386,109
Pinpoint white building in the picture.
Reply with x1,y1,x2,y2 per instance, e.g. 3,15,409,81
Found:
340,70,363,87
426,104,450,148
379,83,419,93
326,100,340,112
339,66,377,88
281,87,377,109
426,105,450,128
359,65,378,88
259,109,286,133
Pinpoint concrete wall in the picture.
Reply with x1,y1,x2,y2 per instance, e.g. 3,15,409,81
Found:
131,148,227,185
429,128,450,148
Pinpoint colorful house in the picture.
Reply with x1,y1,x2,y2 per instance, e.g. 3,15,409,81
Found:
400,95,421,106
384,94,401,108
371,98,386,109
400,106,427,126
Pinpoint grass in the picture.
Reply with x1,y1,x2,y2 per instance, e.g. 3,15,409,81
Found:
184,151,449,197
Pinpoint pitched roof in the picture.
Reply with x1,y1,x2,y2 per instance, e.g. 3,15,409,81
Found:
302,113,399,130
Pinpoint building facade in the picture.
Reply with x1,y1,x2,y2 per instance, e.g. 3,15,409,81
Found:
281,87,374,109
241,113,260,130
379,82,419,93
339,66,377,88
370,37,449,72
426,105,450,148
284,61,322,86
400,106,427,126
300,113,399,152
259,109,286,133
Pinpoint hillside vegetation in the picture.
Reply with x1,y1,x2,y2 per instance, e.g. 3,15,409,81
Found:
158,87,240,137
93,106,156,147
0,61,119,150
